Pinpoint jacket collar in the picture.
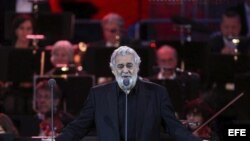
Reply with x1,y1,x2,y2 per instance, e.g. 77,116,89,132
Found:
104,79,151,140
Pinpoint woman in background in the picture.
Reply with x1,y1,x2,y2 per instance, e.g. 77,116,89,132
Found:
11,15,33,48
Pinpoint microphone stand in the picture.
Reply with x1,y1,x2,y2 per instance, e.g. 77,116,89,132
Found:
124,90,130,141
50,85,54,141
122,78,130,141
48,79,56,141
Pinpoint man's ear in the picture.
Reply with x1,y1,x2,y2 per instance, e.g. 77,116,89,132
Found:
136,65,140,73
110,64,115,75
111,68,116,75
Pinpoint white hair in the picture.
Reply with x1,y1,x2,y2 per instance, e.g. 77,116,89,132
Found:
51,40,74,62
102,13,124,28
110,46,141,69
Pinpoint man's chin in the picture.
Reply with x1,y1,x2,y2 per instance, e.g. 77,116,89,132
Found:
122,75,131,78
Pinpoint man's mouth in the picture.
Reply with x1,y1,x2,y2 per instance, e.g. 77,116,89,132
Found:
122,76,131,79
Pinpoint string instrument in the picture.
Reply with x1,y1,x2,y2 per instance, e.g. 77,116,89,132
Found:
193,92,244,140
180,91,245,140
181,120,211,139
39,111,64,136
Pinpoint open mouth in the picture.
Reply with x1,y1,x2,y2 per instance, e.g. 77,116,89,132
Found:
122,76,131,79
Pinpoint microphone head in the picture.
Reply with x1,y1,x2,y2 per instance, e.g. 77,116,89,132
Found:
123,78,130,87
48,79,56,87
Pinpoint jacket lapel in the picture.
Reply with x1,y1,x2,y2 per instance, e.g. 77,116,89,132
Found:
136,80,151,140
105,82,120,140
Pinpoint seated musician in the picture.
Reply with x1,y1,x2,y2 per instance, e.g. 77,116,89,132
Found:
207,10,250,55
47,40,86,76
148,45,201,118
89,13,139,48
28,81,73,137
9,15,34,49
183,98,218,140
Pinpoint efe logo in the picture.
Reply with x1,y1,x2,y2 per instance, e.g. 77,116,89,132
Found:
228,129,246,136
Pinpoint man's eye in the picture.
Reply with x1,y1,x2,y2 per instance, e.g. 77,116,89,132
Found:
126,63,133,68
117,64,124,69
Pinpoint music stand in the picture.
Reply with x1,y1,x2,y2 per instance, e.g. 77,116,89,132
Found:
34,75,95,116
208,54,249,83
6,49,53,83
0,48,11,81
150,79,185,117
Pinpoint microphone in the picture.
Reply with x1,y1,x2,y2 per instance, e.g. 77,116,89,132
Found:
48,79,56,88
47,79,56,141
123,78,130,95
123,78,130,141
123,78,130,86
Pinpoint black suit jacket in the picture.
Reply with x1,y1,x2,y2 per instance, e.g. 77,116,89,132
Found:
56,80,201,141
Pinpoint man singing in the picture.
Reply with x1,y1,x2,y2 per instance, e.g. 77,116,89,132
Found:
56,46,202,141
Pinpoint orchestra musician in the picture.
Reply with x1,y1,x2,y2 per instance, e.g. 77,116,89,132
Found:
182,98,218,141
27,80,73,137
148,45,201,118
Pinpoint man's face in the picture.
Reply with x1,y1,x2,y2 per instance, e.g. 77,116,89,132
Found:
51,48,70,67
112,54,139,90
103,22,122,44
157,48,177,70
186,113,203,130
36,89,52,114
220,16,241,37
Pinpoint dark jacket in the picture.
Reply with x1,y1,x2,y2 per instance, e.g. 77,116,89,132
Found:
56,79,202,141
207,34,249,54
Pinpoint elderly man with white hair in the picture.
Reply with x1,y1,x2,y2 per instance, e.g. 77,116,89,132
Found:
50,40,75,67
89,13,139,48
56,46,202,141
46,40,83,75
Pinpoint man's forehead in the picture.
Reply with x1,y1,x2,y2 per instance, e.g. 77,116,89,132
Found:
158,51,175,58
115,54,134,63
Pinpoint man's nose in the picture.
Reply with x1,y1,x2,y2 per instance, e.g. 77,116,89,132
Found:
122,67,129,73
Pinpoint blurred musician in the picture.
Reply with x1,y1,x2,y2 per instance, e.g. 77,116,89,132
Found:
30,80,73,136
46,40,86,76
89,13,139,48
182,98,218,141
148,45,200,118
10,14,34,48
207,10,250,55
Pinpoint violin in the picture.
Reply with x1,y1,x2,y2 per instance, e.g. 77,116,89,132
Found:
39,111,64,136
181,120,211,139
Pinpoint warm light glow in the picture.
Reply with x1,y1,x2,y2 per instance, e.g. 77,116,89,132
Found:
78,42,87,52
61,66,69,72
232,38,240,44
234,55,238,61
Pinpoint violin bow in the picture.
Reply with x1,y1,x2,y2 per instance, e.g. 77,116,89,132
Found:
193,91,245,134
